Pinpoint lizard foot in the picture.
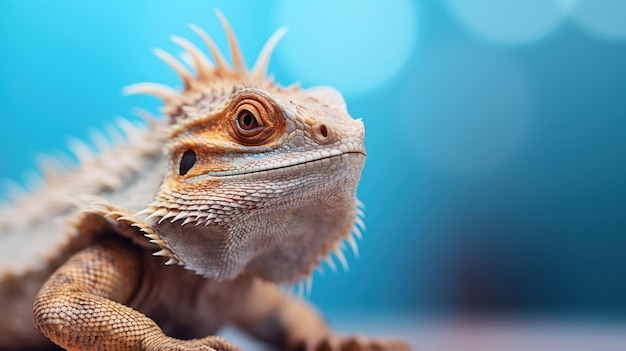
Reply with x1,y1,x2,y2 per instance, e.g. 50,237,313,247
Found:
145,335,242,351
313,335,412,351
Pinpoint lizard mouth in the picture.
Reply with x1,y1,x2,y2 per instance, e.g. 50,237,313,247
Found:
193,150,366,180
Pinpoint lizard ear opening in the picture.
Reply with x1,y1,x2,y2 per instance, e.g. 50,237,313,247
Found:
179,149,197,176
307,86,348,113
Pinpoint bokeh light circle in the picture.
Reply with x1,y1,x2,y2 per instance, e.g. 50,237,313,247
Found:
402,43,532,176
447,0,571,45
570,0,626,39
273,0,417,95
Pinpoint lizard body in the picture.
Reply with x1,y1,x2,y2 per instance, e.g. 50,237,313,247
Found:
0,12,410,351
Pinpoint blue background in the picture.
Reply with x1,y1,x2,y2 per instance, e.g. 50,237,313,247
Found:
1,0,625,318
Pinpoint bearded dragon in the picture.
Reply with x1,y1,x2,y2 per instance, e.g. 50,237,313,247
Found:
0,11,411,351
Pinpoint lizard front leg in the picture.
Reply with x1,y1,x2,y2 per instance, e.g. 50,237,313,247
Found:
234,279,412,351
33,238,239,351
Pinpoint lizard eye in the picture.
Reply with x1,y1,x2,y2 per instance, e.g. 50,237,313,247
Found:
227,90,285,145
237,110,259,131
179,149,197,176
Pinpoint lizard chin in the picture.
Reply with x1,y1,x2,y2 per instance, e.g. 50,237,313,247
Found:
146,204,361,284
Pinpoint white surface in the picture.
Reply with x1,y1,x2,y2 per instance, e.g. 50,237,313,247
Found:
219,314,626,351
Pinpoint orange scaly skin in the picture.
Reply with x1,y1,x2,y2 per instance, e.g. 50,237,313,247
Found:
0,11,411,351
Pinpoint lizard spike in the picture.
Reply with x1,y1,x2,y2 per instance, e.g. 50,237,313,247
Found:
103,210,123,219
170,210,190,223
115,216,134,223
356,207,365,219
123,82,180,102
204,213,218,226
297,280,305,299
346,232,360,258
324,255,338,273
115,117,140,139
305,275,313,297
165,257,179,266
23,169,43,191
1,179,27,201
153,249,172,257
158,210,178,224
150,239,167,247
145,208,168,221
52,151,74,171
67,138,95,164
333,246,349,272
354,216,366,232
251,26,288,79
132,108,160,126
34,154,64,182
290,282,300,299
135,206,156,217
215,9,247,74
187,210,203,218
89,129,111,153
181,216,196,226
356,199,366,209
153,48,193,88
315,265,326,277
138,226,155,236
132,222,152,232
188,23,230,74
170,35,213,81
166,202,182,209
104,122,125,147
181,105,205,119
352,225,363,240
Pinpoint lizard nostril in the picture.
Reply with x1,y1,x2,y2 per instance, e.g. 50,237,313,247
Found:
320,124,328,138
313,123,332,143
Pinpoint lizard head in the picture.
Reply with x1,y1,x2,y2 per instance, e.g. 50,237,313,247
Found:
133,12,365,284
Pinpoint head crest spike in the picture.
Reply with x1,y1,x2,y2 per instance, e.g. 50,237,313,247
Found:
252,26,288,79
153,48,193,88
131,108,160,126
122,82,179,102
188,23,230,74
215,9,247,74
170,35,213,81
